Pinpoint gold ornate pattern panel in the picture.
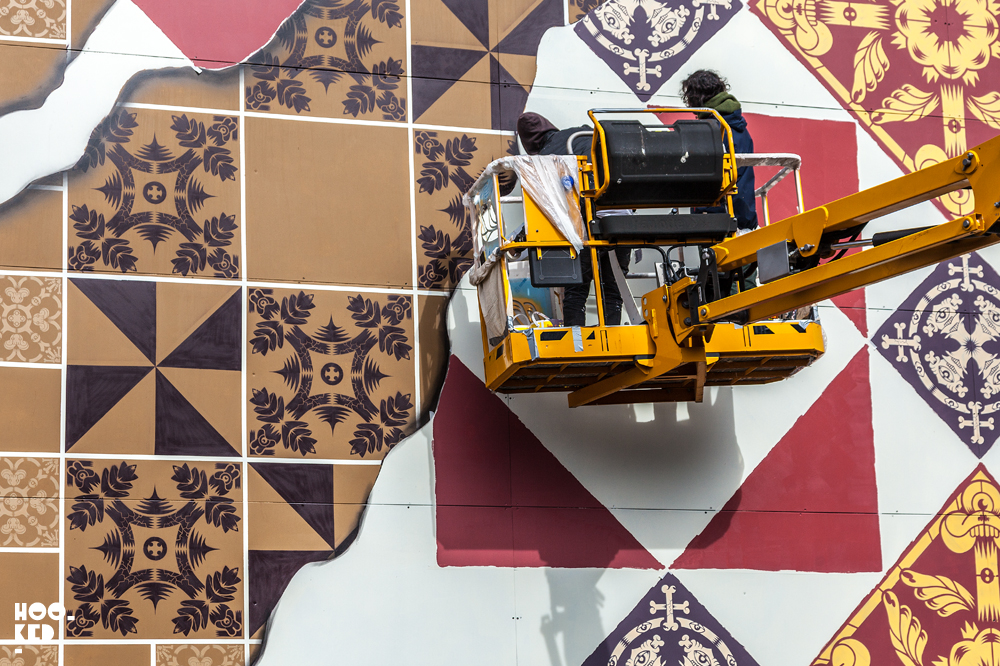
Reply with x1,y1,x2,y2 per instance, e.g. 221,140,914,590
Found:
0,275,61,363
64,459,244,640
813,466,1000,666
247,287,416,460
0,457,58,548
68,108,241,278
0,0,67,39
753,0,1000,215
66,280,242,457
414,131,513,291
245,0,406,120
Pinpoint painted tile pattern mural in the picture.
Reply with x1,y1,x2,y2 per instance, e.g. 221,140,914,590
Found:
752,0,1000,216
68,109,241,278
574,0,743,102
0,457,59,547
245,0,407,121
156,644,244,666
411,0,563,130
873,252,1000,457
811,466,1000,666
66,279,242,457
414,131,513,291
64,459,244,639
0,275,61,363
247,287,416,460
0,646,58,666
582,573,762,666
0,0,66,39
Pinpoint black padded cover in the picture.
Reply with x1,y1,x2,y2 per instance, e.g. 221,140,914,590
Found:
591,213,734,242
593,119,724,207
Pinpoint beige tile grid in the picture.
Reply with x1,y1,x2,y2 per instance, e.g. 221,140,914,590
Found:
0,0,565,660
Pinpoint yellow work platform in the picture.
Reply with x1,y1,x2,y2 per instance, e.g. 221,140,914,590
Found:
464,107,1000,407
484,319,823,404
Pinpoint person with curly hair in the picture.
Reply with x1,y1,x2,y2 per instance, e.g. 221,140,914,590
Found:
681,69,758,291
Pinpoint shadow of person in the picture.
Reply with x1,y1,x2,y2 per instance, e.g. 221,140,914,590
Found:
539,567,609,666
445,283,746,666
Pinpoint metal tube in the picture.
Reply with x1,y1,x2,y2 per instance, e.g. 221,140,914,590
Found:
829,239,871,250
566,131,592,155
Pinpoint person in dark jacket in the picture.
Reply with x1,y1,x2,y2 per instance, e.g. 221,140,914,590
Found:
681,70,758,292
516,112,631,327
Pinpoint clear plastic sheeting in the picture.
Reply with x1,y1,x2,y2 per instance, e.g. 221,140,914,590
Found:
464,155,586,252
464,155,588,348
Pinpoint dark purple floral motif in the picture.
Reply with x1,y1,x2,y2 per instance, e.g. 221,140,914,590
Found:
207,116,238,146
210,604,242,637
416,132,481,290
250,288,280,319
65,461,242,638
247,81,276,110
247,0,406,121
67,460,100,493
249,425,279,456
382,295,412,325
66,601,100,637
873,252,1000,457
248,288,415,458
69,111,240,277
210,463,241,494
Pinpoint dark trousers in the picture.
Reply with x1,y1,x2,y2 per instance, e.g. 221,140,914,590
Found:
563,247,631,326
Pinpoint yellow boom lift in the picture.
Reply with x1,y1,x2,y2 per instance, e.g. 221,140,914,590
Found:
464,108,1000,407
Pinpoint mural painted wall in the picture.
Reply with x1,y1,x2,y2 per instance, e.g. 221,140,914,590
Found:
0,0,996,664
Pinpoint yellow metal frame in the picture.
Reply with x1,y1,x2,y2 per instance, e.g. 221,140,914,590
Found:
475,109,1000,408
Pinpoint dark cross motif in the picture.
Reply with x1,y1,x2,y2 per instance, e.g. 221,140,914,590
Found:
959,401,995,445
101,138,204,243
143,536,167,561
142,181,167,205
315,26,337,48
250,290,414,458
320,362,343,386
101,493,207,601
880,321,922,363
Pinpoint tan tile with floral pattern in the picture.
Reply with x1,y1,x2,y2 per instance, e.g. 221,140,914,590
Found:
0,0,66,39
64,459,244,639
0,646,58,666
414,131,511,291
0,457,59,547
247,287,416,459
68,108,241,278
157,644,244,666
244,0,406,121
0,275,61,363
